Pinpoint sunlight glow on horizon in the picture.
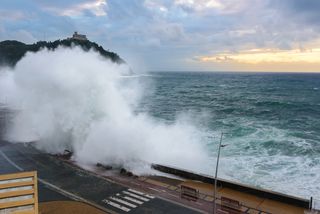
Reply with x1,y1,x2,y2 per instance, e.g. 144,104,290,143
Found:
196,48,320,72
199,48,320,64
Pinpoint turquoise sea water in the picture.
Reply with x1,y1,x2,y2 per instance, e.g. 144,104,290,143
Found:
138,72,320,199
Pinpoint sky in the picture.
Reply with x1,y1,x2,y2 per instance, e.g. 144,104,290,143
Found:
1,0,320,72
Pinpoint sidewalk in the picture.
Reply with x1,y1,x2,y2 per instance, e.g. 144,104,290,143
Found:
136,176,306,214
39,201,108,214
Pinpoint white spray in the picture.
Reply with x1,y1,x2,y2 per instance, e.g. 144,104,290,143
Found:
0,47,210,174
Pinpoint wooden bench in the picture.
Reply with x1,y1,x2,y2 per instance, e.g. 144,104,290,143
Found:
0,171,38,214
180,185,199,201
221,196,242,213
217,209,230,214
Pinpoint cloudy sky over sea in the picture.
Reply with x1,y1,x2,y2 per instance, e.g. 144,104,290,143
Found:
1,0,320,72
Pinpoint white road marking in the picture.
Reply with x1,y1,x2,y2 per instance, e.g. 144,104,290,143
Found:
123,191,149,202
109,196,137,208
148,187,161,192
0,150,23,171
128,188,155,199
127,189,145,195
102,199,131,212
0,148,117,214
130,181,141,186
121,196,144,205
167,193,178,198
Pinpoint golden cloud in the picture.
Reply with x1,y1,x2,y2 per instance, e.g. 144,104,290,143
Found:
199,48,320,64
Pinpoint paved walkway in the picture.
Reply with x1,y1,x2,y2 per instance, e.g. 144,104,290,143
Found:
0,141,200,214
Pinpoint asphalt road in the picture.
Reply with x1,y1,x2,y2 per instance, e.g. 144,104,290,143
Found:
0,109,200,214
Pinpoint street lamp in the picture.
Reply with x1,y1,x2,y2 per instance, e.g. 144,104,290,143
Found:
213,132,226,214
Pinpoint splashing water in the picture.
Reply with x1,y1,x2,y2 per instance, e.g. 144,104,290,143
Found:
0,47,210,174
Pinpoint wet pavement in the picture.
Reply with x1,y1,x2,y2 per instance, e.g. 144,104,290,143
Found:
0,140,200,214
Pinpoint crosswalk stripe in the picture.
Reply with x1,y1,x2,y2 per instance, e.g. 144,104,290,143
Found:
102,199,131,212
123,191,149,202
122,196,144,205
128,188,155,199
110,196,137,208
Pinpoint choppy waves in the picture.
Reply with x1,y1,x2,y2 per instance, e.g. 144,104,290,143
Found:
140,72,320,199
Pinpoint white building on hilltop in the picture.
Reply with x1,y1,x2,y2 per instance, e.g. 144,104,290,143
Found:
72,31,87,41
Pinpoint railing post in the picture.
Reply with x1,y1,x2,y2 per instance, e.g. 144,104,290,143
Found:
214,132,224,214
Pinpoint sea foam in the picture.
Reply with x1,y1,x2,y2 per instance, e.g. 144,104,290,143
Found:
0,47,210,174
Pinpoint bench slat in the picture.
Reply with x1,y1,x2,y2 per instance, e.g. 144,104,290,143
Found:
0,172,35,182
0,189,34,199
0,180,34,190
0,198,35,209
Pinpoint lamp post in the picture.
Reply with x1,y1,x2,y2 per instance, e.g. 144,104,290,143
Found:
213,132,226,214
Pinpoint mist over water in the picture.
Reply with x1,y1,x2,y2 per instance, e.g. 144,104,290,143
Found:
0,47,210,174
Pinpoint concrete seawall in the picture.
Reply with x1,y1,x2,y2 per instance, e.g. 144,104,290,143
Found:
152,164,311,209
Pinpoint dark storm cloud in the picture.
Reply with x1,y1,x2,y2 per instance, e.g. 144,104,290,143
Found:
280,0,320,14
272,0,320,24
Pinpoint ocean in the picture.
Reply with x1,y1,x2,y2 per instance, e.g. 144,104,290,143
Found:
138,71,320,199
1,53,319,200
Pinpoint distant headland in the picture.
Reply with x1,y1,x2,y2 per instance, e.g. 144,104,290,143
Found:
0,32,125,67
